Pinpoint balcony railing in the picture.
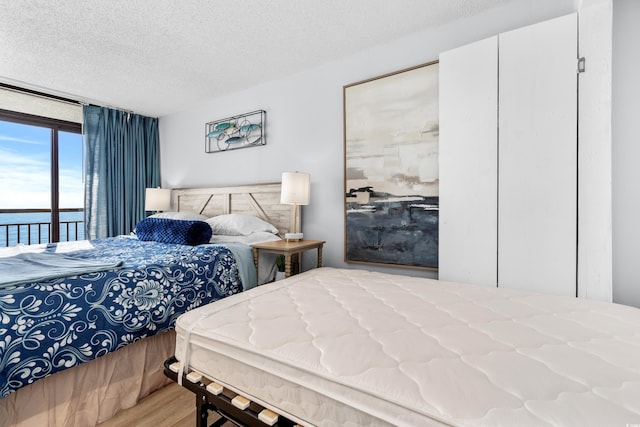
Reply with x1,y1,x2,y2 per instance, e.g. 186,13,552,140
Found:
0,208,84,247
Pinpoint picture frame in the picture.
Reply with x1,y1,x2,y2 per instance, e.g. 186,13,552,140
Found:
343,60,439,270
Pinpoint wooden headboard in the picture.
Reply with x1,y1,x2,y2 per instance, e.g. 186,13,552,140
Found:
171,183,297,237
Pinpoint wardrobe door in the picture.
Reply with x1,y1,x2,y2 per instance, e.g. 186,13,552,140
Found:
439,36,498,286
578,2,613,301
498,13,578,295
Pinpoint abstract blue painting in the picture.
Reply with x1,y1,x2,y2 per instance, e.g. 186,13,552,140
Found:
343,61,439,270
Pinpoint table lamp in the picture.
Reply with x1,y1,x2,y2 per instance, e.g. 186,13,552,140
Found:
145,187,171,214
280,172,310,241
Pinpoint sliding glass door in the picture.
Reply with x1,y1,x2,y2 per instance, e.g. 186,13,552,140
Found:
0,109,82,246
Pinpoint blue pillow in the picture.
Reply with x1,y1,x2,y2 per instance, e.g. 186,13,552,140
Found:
135,218,212,246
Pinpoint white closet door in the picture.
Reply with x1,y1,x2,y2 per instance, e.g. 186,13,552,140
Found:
498,13,578,295
439,36,498,286
578,1,613,301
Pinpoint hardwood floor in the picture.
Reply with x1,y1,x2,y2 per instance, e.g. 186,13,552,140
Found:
97,382,237,427
98,382,195,427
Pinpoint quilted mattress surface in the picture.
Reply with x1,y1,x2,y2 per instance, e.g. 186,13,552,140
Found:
175,267,640,426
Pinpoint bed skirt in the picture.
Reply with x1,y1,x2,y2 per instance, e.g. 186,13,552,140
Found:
0,330,175,427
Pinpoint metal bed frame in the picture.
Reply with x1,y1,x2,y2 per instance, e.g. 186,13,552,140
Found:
163,356,298,427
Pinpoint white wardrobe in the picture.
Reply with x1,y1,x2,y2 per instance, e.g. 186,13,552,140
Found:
439,6,612,300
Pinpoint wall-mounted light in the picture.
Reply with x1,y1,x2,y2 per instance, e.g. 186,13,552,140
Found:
280,172,310,241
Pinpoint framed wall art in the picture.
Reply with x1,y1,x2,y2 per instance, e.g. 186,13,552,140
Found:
343,61,439,270
205,110,265,153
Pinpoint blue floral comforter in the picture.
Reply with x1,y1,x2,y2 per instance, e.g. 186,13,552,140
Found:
0,236,249,397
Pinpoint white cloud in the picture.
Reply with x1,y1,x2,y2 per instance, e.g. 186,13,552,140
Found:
0,135,44,145
0,149,83,209
0,147,47,166
0,190,50,209
59,166,84,208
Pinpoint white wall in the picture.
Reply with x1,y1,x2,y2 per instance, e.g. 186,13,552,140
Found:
159,0,576,279
612,0,640,308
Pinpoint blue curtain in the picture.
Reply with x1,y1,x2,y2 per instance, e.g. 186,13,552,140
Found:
83,106,159,239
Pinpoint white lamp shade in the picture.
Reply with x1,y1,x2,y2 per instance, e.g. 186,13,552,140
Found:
145,188,171,211
280,172,310,205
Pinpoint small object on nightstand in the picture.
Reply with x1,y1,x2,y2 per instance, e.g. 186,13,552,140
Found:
252,239,325,279
285,233,304,241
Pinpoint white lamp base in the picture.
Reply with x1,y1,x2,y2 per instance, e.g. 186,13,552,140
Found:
284,232,304,241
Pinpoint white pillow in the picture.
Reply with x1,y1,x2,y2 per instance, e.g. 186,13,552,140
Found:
206,214,278,236
149,211,208,221
208,232,282,245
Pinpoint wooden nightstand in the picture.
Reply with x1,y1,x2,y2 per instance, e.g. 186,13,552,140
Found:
251,239,325,278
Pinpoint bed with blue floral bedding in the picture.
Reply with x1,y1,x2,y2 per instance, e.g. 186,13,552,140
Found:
0,235,256,397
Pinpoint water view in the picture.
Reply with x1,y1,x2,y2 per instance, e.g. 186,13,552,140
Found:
0,212,85,247
0,118,84,247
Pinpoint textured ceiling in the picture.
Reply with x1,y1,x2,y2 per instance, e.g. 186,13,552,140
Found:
0,0,509,117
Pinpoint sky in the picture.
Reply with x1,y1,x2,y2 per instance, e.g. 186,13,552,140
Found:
0,120,83,209
345,63,439,198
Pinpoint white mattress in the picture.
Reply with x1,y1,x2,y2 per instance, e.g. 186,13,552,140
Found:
175,267,640,426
